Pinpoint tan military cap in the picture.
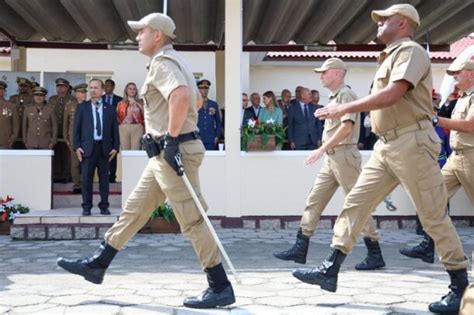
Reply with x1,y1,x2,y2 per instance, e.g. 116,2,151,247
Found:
314,58,347,73
32,87,48,96
73,83,88,93
128,13,176,39
371,4,420,27
55,78,70,86
0,80,7,89
17,77,32,86
446,56,474,75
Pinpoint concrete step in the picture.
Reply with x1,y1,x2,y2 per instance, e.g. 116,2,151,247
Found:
53,182,122,193
53,194,122,208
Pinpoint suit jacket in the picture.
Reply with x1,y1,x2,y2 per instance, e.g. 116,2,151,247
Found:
242,106,261,126
102,94,123,108
73,101,120,158
287,102,321,146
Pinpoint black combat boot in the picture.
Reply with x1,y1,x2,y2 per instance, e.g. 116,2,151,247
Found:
273,229,310,264
292,248,346,292
415,215,424,235
399,233,434,263
183,263,236,309
57,242,118,284
429,269,469,313
355,237,386,270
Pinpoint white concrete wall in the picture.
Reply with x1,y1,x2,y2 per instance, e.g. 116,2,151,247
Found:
26,49,217,100
250,62,449,104
0,150,52,210
122,151,472,217
0,56,10,71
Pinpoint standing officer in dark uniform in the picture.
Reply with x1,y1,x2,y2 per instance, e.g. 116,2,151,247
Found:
49,78,76,182
57,12,235,309
23,87,57,150
9,77,33,149
294,4,469,314
196,79,222,150
0,81,19,149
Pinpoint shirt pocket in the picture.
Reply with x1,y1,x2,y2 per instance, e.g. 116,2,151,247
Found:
373,65,389,89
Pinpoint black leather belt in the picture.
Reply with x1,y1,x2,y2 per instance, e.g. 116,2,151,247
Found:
93,140,102,144
157,131,201,143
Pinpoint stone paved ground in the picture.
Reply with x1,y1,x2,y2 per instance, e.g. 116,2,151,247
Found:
1,228,473,314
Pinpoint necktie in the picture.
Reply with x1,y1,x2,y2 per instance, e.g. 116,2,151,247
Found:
95,101,102,136
108,95,112,105
304,104,309,121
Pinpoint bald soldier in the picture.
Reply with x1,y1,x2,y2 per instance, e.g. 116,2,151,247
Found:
50,78,76,182
9,77,34,149
0,81,19,149
57,13,236,309
293,4,469,314
64,84,88,193
23,87,57,150
273,58,385,271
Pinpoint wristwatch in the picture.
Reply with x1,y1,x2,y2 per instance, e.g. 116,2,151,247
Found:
432,115,439,126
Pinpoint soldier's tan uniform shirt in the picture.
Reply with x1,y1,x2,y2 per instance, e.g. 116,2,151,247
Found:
450,87,474,150
49,94,76,139
322,84,360,145
0,99,19,147
63,99,79,144
141,44,199,138
370,37,432,135
23,103,58,149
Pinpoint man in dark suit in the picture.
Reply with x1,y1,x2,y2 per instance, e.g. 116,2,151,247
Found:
74,79,120,216
288,87,321,150
242,92,262,126
102,79,122,183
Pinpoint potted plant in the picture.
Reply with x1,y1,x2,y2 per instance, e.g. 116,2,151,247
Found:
241,118,286,151
0,195,29,235
140,202,180,233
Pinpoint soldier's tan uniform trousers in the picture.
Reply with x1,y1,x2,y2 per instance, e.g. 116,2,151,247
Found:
104,44,220,270
331,38,468,271
300,146,378,239
300,84,378,240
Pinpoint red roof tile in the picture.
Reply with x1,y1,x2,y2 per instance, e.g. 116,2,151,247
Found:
267,36,474,61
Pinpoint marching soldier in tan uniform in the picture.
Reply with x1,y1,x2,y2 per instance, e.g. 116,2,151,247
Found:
400,56,474,312
0,81,19,149
64,83,88,193
273,58,384,271
50,78,76,182
57,13,235,309
293,4,469,314
9,77,34,149
23,87,58,149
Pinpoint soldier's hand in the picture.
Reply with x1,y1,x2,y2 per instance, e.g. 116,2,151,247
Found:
48,143,54,150
304,147,325,166
108,149,118,162
290,142,296,150
315,103,346,120
76,148,84,162
164,134,183,176
7,141,13,149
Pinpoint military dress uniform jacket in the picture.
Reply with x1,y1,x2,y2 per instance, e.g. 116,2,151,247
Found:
197,99,222,147
23,103,58,149
9,94,33,139
0,99,19,148
63,99,80,145
49,94,76,139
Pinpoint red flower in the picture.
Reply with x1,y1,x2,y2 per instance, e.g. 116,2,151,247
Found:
1,212,7,222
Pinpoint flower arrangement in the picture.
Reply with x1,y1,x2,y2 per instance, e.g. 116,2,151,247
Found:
150,202,176,222
0,196,29,223
241,118,286,151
